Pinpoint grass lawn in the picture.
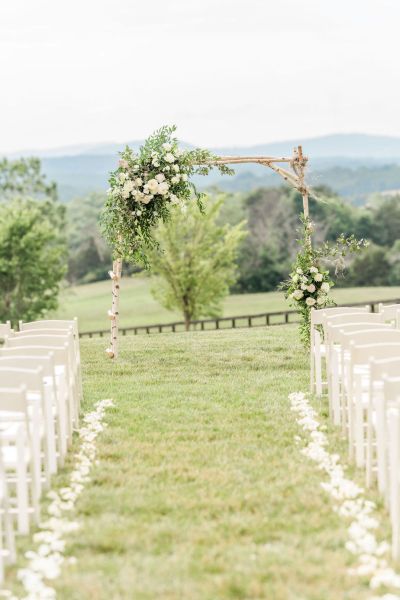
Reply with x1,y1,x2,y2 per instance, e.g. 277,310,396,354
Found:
6,326,391,599
54,276,400,332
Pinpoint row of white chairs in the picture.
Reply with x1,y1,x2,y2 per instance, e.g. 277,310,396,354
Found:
0,318,82,583
310,303,400,559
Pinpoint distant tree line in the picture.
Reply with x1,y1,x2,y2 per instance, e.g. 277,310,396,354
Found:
66,183,400,291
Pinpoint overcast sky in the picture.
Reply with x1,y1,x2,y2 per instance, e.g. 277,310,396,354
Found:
1,0,399,153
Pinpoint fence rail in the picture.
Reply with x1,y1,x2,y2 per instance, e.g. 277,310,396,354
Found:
78,298,400,339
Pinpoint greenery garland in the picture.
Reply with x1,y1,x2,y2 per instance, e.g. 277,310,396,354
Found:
280,217,368,345
101,125,233,266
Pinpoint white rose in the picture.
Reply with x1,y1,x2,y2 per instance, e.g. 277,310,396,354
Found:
141,195,152,204
309,266,318,273
306,284,316,293
171,175,180,184
181,174,188,181
164,166,170,172
119,172,127,183
292,290,304,300
314,273,323,282
301,284,307,290
317,296,325,305
173,164,180,173
321,282,330,293
121,189,130,199
170,194,179,205
175,148,183,157
296,268,303,274
164,153,176,163
136,210,142,216
135,178,143,186
132,165,139,172
152,160,160,167
158,182,169,195
146,179,159,193
122,180,134,194
306,297,316,306
155,173,165,183
292,274,299,283
162,142,172,151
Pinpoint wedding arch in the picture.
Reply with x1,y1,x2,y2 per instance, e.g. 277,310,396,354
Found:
102,127,312,359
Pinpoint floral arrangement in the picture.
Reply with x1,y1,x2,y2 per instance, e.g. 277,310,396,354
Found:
281,217,368,345
102,125,233,266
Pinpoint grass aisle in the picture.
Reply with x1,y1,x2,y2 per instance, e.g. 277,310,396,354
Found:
49,327,380,599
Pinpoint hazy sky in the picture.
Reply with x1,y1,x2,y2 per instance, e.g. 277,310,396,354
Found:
1,0,399,153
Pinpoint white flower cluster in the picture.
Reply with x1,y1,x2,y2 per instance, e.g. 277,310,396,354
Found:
290,266,330,307
1,398,115,600
111,141,188,214
289,391,400,598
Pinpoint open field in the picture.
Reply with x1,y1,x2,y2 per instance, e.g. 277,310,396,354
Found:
54,276,400,332
6,326,391,599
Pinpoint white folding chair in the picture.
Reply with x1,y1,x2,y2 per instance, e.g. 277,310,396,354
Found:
0,354,67,468
19,319,83,404
341,329,400,462
310,306,369,396
325,320,390,425
0,367,54,497
383,376,400,560
0,442,16,583
0,387,39,534
4,336,78,434
368,353,400,494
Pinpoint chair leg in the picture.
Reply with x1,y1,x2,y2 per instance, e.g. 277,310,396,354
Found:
15,432,29,535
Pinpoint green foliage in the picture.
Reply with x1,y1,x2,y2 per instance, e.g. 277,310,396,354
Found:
280,217,368,345
0,199,67,325
345,244,392,287
0,157,57,201
148,197,246,329
101,125,233,267
67,193,112,283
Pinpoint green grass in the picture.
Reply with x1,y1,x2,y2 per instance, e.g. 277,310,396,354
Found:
54,276,400,332
6,327,392,599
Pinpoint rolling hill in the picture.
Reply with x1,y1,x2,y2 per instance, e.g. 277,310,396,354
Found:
6,133,400,203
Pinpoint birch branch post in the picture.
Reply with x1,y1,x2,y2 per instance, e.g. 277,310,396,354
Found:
106,145,310,359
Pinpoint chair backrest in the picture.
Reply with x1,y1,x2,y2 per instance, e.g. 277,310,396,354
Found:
0,354,55,378
1,342,70,371
311,306,369,327
0,367,44,394
350,342,400,365
4,335,74,369
327,313,384,327
13,328,73,339
342,328,400,351
19,319,78,335
326,322,391,345
0,386,28,414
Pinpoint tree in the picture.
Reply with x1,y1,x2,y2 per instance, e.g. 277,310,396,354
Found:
0,157,57,202
0,199,67,325
149,197,246,330
66,193,112,283
344,244,391,287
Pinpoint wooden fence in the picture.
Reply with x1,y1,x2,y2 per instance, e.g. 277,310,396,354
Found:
79,298,400,339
